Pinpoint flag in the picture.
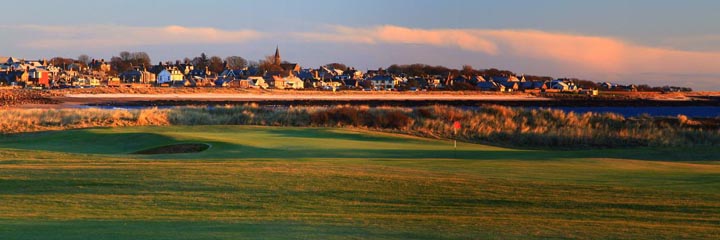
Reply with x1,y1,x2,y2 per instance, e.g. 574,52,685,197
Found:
453,121,461,130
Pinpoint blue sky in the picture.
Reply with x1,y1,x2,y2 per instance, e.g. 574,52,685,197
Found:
2,0,720,89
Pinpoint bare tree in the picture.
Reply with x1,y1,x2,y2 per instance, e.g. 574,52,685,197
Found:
119,51,131,61
77,54,91,66
461,65,476,77
208,56,224,74
258,55,283,74
225,56,248,70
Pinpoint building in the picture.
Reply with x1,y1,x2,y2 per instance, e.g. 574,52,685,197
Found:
157,67,185,85
368,75,394,90
28,68,50,87
119,68,155,84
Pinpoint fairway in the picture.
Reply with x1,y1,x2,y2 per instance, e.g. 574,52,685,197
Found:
1,126,719,239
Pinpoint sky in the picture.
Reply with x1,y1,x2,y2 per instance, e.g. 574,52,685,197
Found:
2,0,720,90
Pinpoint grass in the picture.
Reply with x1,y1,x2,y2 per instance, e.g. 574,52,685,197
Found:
0,126,719,239
2,105,719,148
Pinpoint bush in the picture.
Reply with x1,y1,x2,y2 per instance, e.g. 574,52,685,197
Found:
1,104,719,148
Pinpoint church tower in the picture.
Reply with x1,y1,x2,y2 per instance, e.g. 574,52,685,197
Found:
273,46,281,65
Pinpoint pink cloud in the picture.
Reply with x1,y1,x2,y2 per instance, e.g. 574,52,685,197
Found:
10,24,264,48
296,25,498,55
296,25,720,79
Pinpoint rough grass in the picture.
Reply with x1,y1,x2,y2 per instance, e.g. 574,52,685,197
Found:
0,126,718,239
1,105,719,148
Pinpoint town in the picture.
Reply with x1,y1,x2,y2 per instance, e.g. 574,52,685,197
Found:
0,47,692,94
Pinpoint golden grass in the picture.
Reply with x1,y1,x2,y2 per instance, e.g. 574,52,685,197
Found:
1,105,718,148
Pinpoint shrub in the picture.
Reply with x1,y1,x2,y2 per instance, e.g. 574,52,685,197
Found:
1,105,718,148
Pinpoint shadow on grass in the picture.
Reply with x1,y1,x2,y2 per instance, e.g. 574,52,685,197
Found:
0,130,184,154
0,220,462,240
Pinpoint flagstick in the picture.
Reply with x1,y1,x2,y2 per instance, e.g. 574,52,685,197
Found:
454,128,457,158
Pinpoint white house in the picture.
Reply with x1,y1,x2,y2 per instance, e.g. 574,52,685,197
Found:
156,67,184,85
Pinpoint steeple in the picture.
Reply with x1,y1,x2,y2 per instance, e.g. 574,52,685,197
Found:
273,45,281,65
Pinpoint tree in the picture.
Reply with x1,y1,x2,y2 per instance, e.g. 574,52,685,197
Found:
257,55,283,74
387,64,402,74
192,53,210,69
225,56,248,70
129,52,151,69
109,51,151,73
208,56,224,74
480,68,515,77
110,56,131,73
461,65,477,77
325,63,348,71
77,54,91,66
119,51,131,61
575,79,599,89
49,57,73,69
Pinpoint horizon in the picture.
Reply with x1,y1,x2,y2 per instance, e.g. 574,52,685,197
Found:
2,0,720,90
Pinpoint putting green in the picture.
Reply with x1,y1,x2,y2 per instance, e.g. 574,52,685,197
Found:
0,126,718,239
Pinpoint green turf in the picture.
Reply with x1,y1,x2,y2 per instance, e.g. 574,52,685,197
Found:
0,126,719,239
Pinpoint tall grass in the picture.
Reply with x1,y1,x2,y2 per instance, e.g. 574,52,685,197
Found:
2,105,718,148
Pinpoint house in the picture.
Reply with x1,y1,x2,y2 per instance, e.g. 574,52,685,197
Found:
550,79,579,91
219,69,244,80
28,68,50,87
284,75,304,89
296,69,317,80
600,82,616,89
0,68,28,86
89,59,111,73
491,75,520,83
452,76,469,85
5,57,20,65
518,75,527,82
343,68,363,80
280,63,300,73
248,76,269,89
119,68,155,84
157,67,185,85
368,75,394,89
73,77,100,87
477,81,504,91
106,77,121,87
318,66,343,81
189,66,211,79
520,81,548,91
497,81,519,92
472,76,486,83
551,81,570,91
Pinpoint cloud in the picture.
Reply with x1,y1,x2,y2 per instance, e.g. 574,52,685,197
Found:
294,25,720,80
1,24,264,48
2,24,720,89
294,25,499,55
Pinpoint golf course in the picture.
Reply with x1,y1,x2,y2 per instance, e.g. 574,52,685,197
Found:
0,125,719,239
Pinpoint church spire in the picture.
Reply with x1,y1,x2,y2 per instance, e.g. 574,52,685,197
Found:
273,45,281,65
